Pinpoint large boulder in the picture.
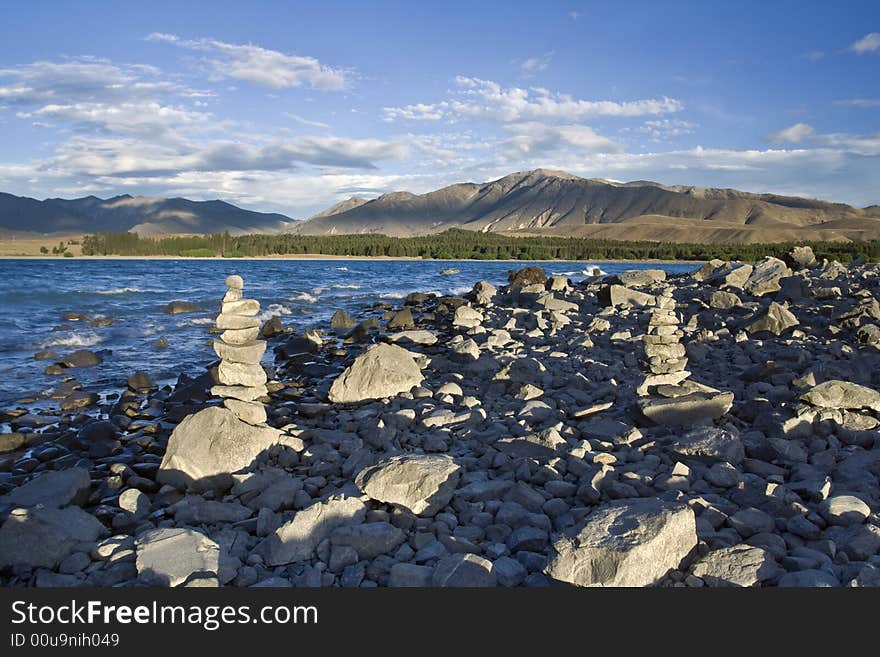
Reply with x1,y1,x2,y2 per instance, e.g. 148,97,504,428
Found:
58,349,102,368
666,426,744,465
639,391,734,426
162,301,199,314
801,380,880,413
259,316,287,339
0,506,106,569
135,527,220,587
508,267,547,289
355,454,461,517
820,495,871,527
784,245,817,270
157,407,280,491
170,496,252,525
386,330,438,346
692,259,726,281
258,495,367,566
619,269,666,287
452,305,484,329
545,498,697,587
329,522,406,560
328,343,424,404
744,257,791,297
471,281,497,305
707,263,753,290
691,545,782,587
386,308,415,330
432,553,497,587
598,284,656,308
0,467,91,508
746,302,799,336
709,290,741,310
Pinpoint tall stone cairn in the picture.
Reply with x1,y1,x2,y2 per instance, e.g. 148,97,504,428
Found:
638,290,690,394
210,275,269,425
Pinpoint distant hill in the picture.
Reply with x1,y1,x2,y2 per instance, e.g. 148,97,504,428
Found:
0,193,294,237
293,169,880,243
3,169,879,243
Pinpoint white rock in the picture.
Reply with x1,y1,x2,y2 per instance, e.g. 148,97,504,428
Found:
820,495,871,527
0,506,106,569
328,343,424,404
258,495,367,565
158,406,280,491
453,305,484,329
223,398,267,425
1,467,91,508
356,454,461,517
691,545,782,587
136,527,220,587
545,498,697,587
218,360,268,387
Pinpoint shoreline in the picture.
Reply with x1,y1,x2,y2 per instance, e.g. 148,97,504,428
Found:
0,254,704,264
2,252,880,589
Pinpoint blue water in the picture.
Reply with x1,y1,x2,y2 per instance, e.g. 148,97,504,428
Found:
0,259,699,409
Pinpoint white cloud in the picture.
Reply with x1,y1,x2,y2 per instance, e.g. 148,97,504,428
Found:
147,33,351,90
519,52,553,77
814,131,880,156
384,77,683,123
851,32,880,54
769,122,814,144
0,57,215,143
4,138,879,214
510,145,879,205
0,53,404,186
834,98,880,107
43,133,411,177
0,57,207,105
383,103,445,121
637,119,696,140
18,102,211,138
284,112,330,129
503,122,621,158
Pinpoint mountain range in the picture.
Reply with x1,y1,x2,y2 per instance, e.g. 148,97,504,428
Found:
2,169,879,244
0,193,292,238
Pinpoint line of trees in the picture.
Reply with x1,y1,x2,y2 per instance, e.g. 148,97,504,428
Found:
80,229,880,262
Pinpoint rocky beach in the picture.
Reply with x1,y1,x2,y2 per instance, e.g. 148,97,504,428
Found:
1,247,879,588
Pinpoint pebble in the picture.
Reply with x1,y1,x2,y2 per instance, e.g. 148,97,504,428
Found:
3,257,880,589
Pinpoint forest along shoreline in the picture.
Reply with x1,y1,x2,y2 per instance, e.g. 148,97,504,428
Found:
1,244,880,588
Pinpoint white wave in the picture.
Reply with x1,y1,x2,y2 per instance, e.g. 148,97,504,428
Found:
290,292,318,303
552,271,576,276
94,286,141,295
311,287,327,295
448,285,471,296
582,266,607,276
42,331,103,348
178,317,215,327
332,284,362,290
381,291,407,299
258,304,293,321
334,266,349,271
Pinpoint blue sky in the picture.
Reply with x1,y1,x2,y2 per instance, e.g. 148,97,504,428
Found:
1,0,878,217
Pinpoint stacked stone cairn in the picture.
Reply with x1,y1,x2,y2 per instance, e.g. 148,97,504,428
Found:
638,290,689,393
637,289,734,425
210,275,269,425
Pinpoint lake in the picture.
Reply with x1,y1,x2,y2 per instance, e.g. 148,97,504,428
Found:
0,258,700,409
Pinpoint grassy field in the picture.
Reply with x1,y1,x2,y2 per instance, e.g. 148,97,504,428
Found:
0,237,85,257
